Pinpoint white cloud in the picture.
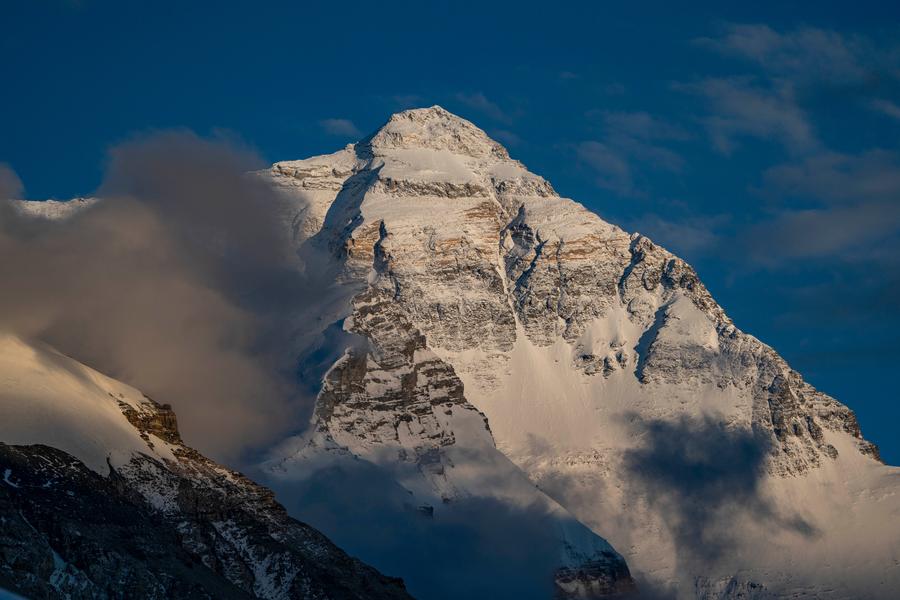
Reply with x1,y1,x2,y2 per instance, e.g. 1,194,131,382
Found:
577,141,633,195
678,77,817,155
695,24,872,84
577,111,688,195
454,92,511,123
319,118,362,137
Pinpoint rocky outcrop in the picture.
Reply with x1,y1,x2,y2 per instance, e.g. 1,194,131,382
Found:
554,553,636,599
315,286,489,480
0,388,412,600
1,443,247,600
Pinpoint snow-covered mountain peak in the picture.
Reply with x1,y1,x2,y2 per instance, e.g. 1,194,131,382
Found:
261,110,899,598
366,105,510,159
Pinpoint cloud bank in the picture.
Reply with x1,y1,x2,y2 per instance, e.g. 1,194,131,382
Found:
0,132,314,463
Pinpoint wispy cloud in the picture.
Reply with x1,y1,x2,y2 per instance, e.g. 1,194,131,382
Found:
489,129,522,148
578,111,688,195
454,92,512,123
577,141,633,194
0,163,23,200
695,23,873,84
630,213,729,257
763,149,900,206
319,118,362,137
687,23,900,157
599,111,689,141
684,22,900,273
678,77,817,155
870,98,900,122
0,132,329,463
744,150,900,263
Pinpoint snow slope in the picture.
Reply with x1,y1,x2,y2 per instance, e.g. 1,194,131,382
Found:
0,333,175,473
9,198,98,220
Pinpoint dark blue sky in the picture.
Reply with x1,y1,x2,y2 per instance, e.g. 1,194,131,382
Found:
3,1,899,463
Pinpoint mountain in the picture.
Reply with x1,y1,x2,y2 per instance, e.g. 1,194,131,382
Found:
255,107,899,599
9,198,98,220
0,334,411,599
7,106,899,599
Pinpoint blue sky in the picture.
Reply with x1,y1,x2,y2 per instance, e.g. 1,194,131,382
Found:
2,1,899,462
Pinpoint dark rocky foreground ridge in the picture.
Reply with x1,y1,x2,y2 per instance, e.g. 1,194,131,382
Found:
0,395,412,600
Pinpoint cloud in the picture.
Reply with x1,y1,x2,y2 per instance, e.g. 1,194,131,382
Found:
679,77,817,154
741,150,900,264
684,24,900,156
0,131,319,463
577,141,633,195
745,206,895,263
733,149,900,350
489,129,522,147
261,437,611,599
629,213,728,257
696,24,872,84
578,111,688,195
454,92,512,123
686,24,900,273
0,164,23,200
599,111,689,142
763,150,900,206
268,461,568,600
622,414,816,572
319,118,362,137
869,98,900,122
770,264,900,326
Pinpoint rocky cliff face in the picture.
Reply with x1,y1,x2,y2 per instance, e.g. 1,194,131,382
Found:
259,107,899,599
0,335,411,600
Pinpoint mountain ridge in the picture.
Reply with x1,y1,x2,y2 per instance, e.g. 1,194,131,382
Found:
0,333,412,600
